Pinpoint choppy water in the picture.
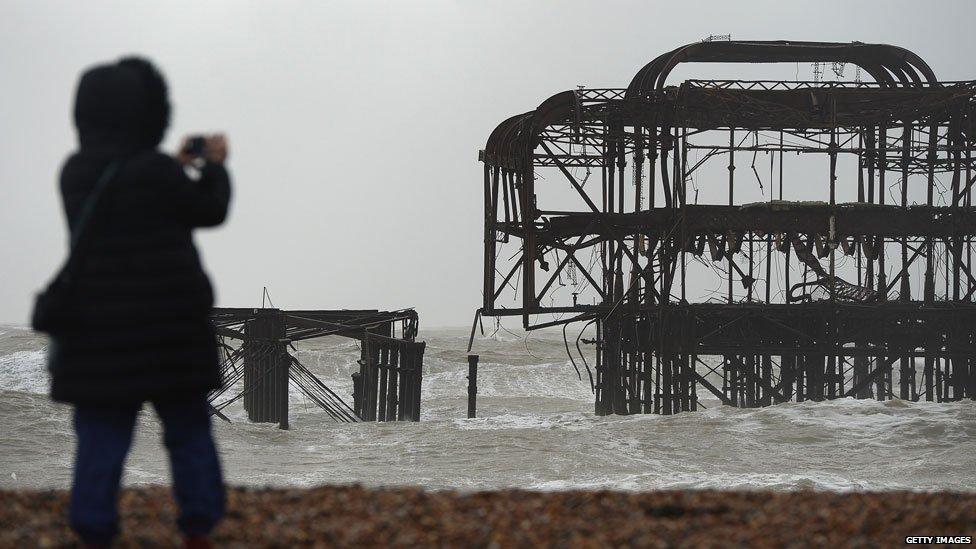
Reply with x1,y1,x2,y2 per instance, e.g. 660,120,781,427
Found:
1,324,974,491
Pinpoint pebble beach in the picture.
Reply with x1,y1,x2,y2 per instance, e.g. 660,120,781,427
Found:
2,485,975,547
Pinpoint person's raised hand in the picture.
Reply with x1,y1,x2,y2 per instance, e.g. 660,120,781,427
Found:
205,134,228,164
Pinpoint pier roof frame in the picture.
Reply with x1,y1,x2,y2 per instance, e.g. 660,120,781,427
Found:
482,41,973,172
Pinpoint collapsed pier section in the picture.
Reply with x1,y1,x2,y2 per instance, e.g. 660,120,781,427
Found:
208,307,425,427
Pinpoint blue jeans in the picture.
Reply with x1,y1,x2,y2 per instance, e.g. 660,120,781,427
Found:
70,395,225,544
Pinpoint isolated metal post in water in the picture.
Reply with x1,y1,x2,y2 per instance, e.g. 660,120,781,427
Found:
467,355,479,418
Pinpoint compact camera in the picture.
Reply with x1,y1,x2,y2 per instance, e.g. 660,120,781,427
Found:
181,135,207,157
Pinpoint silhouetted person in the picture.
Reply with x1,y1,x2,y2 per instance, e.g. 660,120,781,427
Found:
48,57,231,548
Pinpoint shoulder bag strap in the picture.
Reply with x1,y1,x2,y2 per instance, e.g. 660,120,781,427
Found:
60,160,122,282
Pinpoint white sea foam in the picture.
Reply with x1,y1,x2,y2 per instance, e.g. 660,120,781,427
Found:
0,349,49,394
458,411,603,433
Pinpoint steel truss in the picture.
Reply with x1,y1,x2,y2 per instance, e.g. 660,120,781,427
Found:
478,41,976,414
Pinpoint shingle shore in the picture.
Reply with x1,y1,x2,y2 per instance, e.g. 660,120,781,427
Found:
1,485,974,547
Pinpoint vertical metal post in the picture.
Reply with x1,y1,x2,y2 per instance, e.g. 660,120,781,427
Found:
351,372,363,418
728,128,735,303
467,354,479,419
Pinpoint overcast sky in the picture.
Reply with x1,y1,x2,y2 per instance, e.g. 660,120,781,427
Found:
2,0,974,328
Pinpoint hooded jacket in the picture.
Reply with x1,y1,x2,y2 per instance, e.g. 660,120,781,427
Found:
49,59,231,404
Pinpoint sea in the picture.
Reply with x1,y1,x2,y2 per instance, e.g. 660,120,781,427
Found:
1,324,974,492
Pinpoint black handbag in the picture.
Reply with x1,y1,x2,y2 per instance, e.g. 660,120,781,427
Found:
32,161,121,335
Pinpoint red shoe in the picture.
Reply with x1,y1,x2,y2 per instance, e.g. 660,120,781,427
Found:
184,535,214,549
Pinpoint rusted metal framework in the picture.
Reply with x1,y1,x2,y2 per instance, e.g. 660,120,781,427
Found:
207,307,424,427
478,41,976,415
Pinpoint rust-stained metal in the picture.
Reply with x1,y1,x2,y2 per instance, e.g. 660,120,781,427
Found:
478,40,976,414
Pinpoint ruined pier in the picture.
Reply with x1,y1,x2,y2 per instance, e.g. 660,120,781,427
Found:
478,40,976,414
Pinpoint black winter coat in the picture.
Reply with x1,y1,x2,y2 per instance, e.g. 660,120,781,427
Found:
48,151,231,404
48,60,231,404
